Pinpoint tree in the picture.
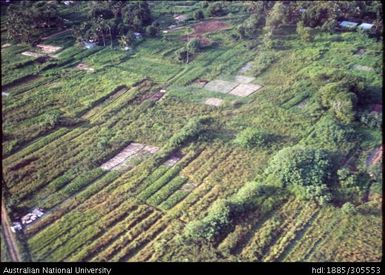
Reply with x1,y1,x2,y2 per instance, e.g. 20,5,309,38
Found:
145,23,159,37
264,2,286,32
341,202,357,215
266,146,332,204
262,30,273,49
296,21,313,42
186,38,200,53
119,31,136,49
6,1,63,44
208,2,226,17
185,200,231,242
234,128,269,149
193,10,205,20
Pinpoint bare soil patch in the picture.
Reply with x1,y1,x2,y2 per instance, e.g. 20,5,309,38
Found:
193,20,231,35
136,91,165,103
21,51,45,58
101,143,160,171
181,20,231,46
229,83,262,97
164,152,184,167
296,98,309,109
204,97,223,107
75,63,95,72
192,79,209,88
36,44,62,54
205,80,239,94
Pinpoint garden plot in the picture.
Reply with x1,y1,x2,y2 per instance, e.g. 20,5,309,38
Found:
229,83,262,97
204,80,238,94
204,97,223,107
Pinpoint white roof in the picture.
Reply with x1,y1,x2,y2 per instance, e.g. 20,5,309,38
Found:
339,21,358,28
358,23,374,30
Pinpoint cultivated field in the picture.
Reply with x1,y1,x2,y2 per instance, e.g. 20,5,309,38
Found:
1,1,382,262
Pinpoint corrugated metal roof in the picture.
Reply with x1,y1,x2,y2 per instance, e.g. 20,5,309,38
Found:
339,21,358,28
358,23,374,30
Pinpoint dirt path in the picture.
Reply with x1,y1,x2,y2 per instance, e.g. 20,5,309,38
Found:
1,199,22,262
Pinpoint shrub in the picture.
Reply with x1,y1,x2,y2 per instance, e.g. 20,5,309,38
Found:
208,2,226,17
185,200,231,242
341,202,357,215
233,128,270,149
296,21,313,42
193,10,205,20
265,146,332,204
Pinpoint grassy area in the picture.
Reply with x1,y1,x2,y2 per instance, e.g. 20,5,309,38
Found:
1,1,382,263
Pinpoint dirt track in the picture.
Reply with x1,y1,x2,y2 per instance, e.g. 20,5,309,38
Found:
1,199,22,262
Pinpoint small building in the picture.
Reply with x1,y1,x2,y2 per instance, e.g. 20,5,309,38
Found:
133,32,142,40
339,21,358,30
63,1,74,5
358,23,374,31
32,208,44,218
10,222,22,233
21,213,37,225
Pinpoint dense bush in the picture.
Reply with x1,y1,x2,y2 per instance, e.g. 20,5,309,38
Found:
184,200,231,241
233,128,270,149
265,146,332,204
304,116,356,151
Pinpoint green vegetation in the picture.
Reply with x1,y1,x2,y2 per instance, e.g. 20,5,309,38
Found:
1,0,382,263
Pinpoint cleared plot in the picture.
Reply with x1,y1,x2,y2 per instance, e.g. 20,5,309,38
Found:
235,75,255,84
100,143,148,171
204,97,223,107
229,83,262,97
36,44,62,54
21,51,45,58
204,80,239,94
75,63,95,72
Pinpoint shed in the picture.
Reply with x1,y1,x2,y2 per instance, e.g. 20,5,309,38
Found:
10,222,22,233
339,21,358,29
32,208,44,218
358,23,374,31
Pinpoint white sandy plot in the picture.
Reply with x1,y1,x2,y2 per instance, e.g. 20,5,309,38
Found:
229,83,262,97
204,97,223,106
204,80,239,94
101,143,145,170
164,156,181,167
